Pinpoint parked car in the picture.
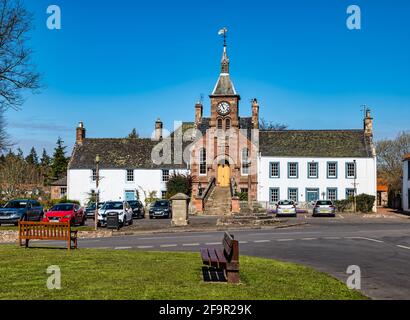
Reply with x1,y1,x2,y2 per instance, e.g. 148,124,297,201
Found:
128,200,145,219
85,202,103,220
43,203,86,226
97,201,133,227
149,200,172,219
0,199,44,226
276,200,297,217
312,200,336,217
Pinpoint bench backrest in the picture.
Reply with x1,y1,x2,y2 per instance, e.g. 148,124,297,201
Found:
19,221,71,240
223,232,239,263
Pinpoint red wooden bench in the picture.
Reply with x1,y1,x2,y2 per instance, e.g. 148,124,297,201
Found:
18,221,78,251
200,232,240,283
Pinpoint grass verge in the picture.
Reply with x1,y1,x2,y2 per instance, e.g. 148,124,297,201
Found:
0,245,366,300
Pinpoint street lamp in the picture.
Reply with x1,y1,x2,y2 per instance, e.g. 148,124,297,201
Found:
94,154,100,231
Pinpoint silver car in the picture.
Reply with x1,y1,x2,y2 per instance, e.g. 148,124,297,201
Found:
97,201,133,227
276,200,297,217
312,200,336,217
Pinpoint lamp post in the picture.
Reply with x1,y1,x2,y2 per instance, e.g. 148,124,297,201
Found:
94,154,100,231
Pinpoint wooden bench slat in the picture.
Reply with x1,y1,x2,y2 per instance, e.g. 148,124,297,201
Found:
200,248,210,266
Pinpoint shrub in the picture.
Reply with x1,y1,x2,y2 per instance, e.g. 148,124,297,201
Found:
166,173,192,199
235,191,248,201
356,194,376,213
334,199,352,213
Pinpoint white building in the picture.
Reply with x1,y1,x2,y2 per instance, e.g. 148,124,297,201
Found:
403,154,410,213
67,121,189,206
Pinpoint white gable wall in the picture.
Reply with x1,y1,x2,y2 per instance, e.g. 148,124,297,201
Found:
403,160,410,212
258,156,377,210
68,168,188,206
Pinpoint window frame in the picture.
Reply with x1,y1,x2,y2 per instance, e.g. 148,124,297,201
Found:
241,148,250,176
269,188,280,204
307,162,319,179
288,188,299,202
287,162,299,179
162,169,170,182
327,188,338,201
269,162,280,179
126,169,134,182
199,148,207,176
327,162,338,179
346,162,357,179
346,188,356,199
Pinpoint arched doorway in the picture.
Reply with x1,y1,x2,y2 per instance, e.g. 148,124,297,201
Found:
217,160,231,187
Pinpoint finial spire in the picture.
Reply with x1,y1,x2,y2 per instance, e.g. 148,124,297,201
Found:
218,27,229,74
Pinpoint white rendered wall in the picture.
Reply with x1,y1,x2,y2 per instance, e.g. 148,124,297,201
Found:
257,157,377,205
403,160,410,212
68,168,188,206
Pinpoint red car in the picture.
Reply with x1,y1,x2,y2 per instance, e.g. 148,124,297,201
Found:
43,203,86,226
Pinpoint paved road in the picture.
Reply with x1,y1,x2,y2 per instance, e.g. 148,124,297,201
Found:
40,215,410,300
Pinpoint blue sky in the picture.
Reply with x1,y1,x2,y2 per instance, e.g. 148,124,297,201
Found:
5,0,410,155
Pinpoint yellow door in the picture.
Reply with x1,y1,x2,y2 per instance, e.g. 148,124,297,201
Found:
218,165,230,187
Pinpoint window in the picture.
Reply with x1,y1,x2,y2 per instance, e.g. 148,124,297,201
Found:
308,162,318,178
162,169,170,182
225,118,231,130
270,188,280,204
92,169,97,181
126,169,134,182
60,187,67,198
240,188,249,195
241,148,250,175
270,162,280,178
217,118,223,130
346,162,356,179
408,161,410,180
199,149,207,175
346,188,355,199
288,188,298,202
327,188,338,201
327,162,338,178
161,191,167,199
288,162,298,179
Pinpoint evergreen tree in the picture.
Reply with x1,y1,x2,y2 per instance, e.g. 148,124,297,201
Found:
25,147,39,165
40,148,51,167
128,128,139,139
16,148,24,160
50,137,68,181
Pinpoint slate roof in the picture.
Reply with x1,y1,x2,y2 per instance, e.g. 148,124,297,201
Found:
69,123,195,170
50,176,67,186
211,74,238,96
259,130,373,158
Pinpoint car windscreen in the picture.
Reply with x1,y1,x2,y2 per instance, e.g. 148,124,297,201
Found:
153,201,169,208
103,202,123,210
51,204,74,212
278,201,293,206
316,201,332,206
128,201,139,208
4,201,27,209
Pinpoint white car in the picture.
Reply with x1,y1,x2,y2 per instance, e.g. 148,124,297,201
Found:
97,201,133,227
276,200,297,217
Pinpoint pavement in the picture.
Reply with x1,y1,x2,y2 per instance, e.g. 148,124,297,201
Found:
24,213,410,300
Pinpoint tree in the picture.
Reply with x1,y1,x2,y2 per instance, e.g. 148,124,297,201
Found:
128,128,139,139
376,131,410,193
0,109,10,152
50,137,68,181
0,0,40,111
166,173,192,199
259,118,288,131
40,148,51,167
16,147,23,160
25,147,38,165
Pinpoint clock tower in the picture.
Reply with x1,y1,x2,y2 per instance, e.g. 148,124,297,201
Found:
209,41,240,130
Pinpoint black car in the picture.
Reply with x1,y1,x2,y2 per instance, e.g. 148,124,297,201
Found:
0,199,44,226
128,200,145,219
85,202,103,219
149,200,172,219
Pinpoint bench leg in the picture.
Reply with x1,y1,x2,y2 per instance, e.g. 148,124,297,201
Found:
25,239,29,248
226,270,240,284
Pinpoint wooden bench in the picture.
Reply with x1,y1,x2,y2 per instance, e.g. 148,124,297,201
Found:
18,221,78,251
200,232,239,284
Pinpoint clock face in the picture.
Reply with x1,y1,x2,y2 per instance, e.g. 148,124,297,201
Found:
217,102,231,116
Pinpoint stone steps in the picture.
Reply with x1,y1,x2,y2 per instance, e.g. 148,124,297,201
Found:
204,186,232,215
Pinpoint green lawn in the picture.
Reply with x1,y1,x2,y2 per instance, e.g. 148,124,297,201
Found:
0,245,366,300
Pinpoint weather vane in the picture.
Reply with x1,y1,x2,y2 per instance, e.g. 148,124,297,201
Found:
218,27,228,47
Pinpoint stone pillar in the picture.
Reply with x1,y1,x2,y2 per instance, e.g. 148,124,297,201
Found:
170,193,190,226
231,196,240,214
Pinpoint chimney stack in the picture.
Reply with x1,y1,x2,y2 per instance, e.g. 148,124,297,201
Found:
364,108,373,139
252,98,259,129
154,118,163,140
195,102,203,125
76,122,86,145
